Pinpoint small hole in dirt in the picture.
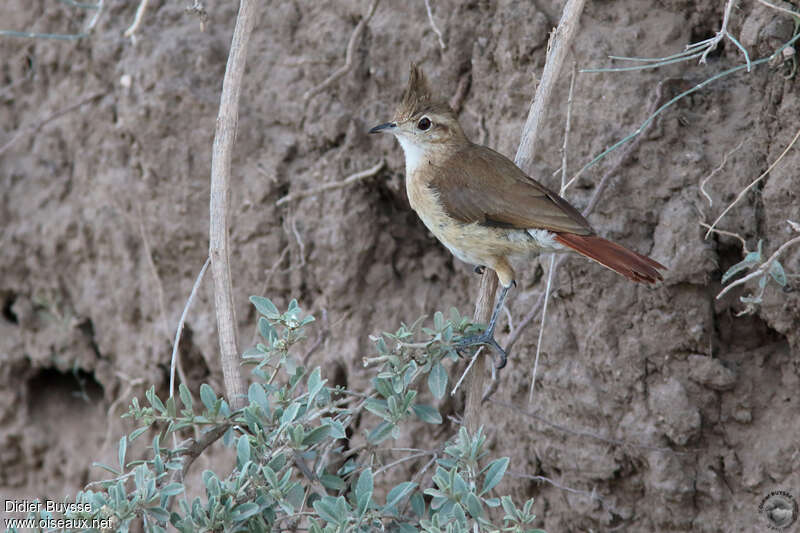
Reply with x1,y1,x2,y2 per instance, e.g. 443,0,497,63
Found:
2,293,18,324
690,28,725,60
27,367,104,414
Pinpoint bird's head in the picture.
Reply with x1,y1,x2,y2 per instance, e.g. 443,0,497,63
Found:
370,63,466,158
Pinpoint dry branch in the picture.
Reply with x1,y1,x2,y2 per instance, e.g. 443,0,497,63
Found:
0,93,103,157
463,0,586,430
705,126,800,239
514,0,587,173
124,0,150,39
424,0,446,50
209,0,259,410
276,159,385,206
303,0,380,103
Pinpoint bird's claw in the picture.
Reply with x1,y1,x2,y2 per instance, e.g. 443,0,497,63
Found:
455,333,507,369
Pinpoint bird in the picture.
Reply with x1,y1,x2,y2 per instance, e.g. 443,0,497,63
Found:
370,64,665,368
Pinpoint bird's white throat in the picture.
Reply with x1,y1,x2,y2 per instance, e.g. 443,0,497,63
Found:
395,135,427,175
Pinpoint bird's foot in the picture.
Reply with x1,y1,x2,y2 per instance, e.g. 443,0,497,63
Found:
455,331,507,369
473,265,486,275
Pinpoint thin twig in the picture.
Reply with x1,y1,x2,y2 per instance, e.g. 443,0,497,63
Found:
502,289,548,355
170,257,211,399
757,0,800,17
303,0,380,102
529,255,555,404
570,29,800,189
276,160,385,206
0,93,103,157
581,83,666,213
699,0,751,71
209,0,260,410
491,400,686,453
528,65,576,404
705,126,800,239
716,234,800,300
699,223,749,252
451,346,483,396
374,451,432,476
699,140,744,208
509,471,602,501
136,204,171,343
124,0,150,39
448,71,472,114
514,0,586,173
424,0,446,50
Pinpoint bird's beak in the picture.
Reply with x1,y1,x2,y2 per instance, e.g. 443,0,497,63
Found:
369,122,396,134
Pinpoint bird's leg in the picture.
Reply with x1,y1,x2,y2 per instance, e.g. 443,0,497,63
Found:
473,265,486,275
455,284,511,369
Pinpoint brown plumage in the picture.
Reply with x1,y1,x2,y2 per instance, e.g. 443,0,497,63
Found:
370,63,666,366
371,63,665,287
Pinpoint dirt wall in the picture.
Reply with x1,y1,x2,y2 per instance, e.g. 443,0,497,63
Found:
1,0,799,531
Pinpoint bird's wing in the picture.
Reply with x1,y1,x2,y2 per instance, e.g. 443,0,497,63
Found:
429,144,594,235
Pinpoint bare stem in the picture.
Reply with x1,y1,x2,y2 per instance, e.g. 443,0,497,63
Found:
170,257,211,399
276,160,384,206
303,0,380,102
209,0,260,410
705,126,800,239
463,0,586,426
424,0,446,50
514,0,587,173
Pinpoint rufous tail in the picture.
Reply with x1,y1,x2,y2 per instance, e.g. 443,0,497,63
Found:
554,233,666,284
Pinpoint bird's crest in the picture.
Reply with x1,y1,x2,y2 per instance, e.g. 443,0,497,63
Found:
395,63,450,122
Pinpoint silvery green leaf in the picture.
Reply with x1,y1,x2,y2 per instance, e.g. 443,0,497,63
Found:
248,383,270,414
258,317,276,342
307,367,324,398
145,507,170,522
160,483,184,496
320,474,346,491
412,404,442,424
368,421,394,444
721,240,762,284
410,492,425,517
464,492,483,518
769,260,787,286
428,361,447,399
281,402,301,425
236,435,251,465
118,436,127,470
384,481,417,509
356,468,374,515
199,384,216,410
129,426,148,441
365,398,391,420
313,496,340,524
250,295,279,318
453,502,467,527
434,311,444,330
481,457,509,495
177,383,193,411
230,502,260,521
302,424,331,446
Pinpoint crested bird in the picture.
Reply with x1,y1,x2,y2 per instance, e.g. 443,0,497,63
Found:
370,64,665,368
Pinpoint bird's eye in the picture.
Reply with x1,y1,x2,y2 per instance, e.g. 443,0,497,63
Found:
417,117,432,131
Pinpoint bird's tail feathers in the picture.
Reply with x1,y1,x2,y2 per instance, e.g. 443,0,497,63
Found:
554,233,666,284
